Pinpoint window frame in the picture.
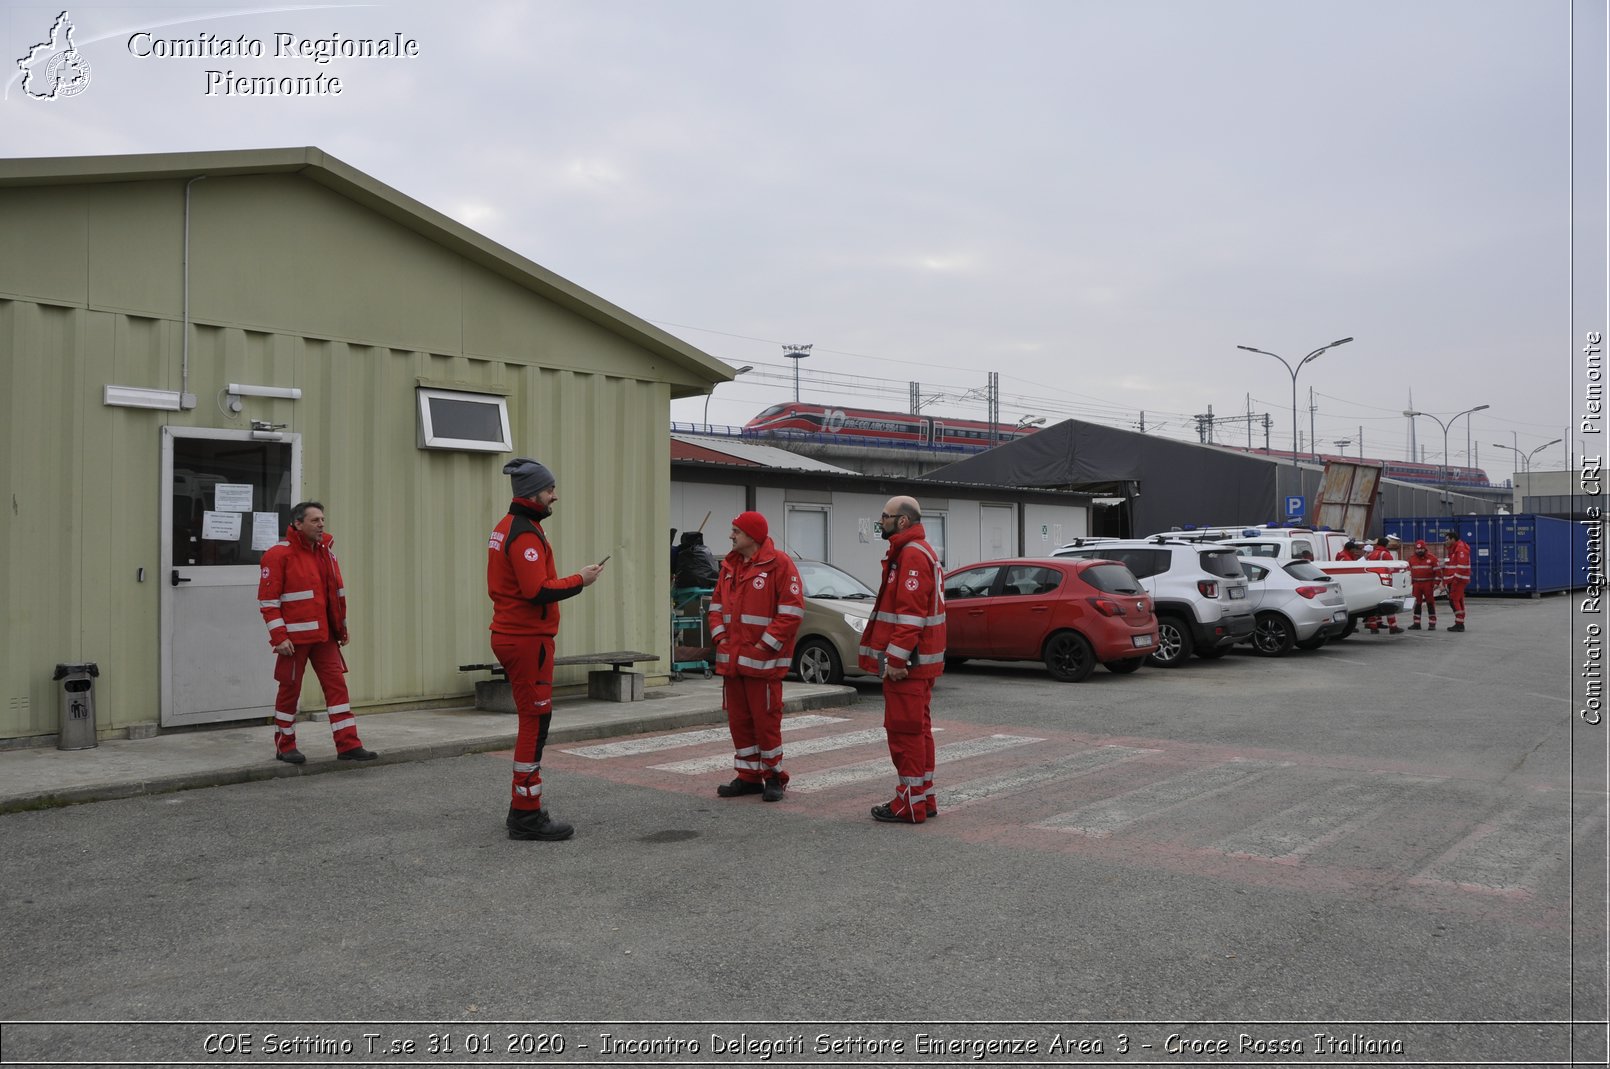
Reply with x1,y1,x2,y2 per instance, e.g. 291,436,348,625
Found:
416,387,513,453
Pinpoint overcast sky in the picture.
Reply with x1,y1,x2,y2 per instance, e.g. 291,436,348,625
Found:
6,0,1604,484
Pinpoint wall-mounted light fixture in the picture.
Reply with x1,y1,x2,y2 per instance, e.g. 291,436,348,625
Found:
225,383,302,413
104,385,184,410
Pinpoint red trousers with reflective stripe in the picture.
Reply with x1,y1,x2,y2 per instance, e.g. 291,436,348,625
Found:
273,640,361,754
882,676,936,822
1446,580,1468,624
1411,581,1438,623
493,633,556,811
722,676,787,784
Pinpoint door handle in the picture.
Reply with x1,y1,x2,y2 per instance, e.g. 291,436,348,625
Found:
171,570,192,586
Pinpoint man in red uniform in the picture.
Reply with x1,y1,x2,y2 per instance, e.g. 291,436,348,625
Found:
1406,539,1442,630
258,501,378,765
859,495,947,824
706,511,804,802
1364,537,1404,634
1442,529,1472,631
488,458,605,841
1336,540,1364,562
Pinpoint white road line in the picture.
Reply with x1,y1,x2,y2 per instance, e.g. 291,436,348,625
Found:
1036,759,1291,837
941,745,1160,810
1410,797,1571,895
561,714,847,759
1213,776,1440,862
650,727,896,774
789,733,1044,794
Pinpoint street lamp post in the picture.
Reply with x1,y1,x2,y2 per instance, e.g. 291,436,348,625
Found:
703,365,753,429
1404,404,1489,511
1493,437,1562,479
1237,336,1353,514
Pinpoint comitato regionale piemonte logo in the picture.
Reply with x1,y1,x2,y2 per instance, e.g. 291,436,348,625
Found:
17,10,91,100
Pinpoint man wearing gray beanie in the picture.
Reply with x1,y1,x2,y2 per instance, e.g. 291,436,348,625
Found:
487,457,606,841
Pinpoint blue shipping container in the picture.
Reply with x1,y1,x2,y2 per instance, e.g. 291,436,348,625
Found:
1384,514,1594,596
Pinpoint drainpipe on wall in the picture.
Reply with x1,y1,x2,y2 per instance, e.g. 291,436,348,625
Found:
179,175,207,409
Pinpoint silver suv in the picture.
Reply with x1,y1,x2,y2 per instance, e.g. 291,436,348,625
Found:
1053,537,1254,667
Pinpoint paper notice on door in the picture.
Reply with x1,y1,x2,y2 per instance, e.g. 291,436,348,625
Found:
214,483,254,511
251,512,281,551
201,511,242,541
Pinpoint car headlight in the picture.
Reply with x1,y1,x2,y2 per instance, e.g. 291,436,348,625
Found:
844,613,868,634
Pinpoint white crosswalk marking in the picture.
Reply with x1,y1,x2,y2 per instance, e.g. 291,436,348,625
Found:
941,745,1159,810
561,714,847,759
1411,797,1571,894
1213,777,1438,861
790,733,1043,794
650,727,917,775
1036,759,1291,837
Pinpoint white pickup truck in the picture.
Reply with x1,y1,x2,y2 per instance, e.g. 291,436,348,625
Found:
1216,533,1412,637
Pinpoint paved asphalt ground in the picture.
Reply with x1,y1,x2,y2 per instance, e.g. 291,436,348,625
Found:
2,596,1604,1067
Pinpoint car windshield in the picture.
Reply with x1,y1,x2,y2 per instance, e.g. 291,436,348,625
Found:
1081,563,1143,594
1199,550,1247,579
1283,561,1330,581
796,560,875,599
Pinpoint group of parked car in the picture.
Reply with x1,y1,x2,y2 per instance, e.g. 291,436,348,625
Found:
788,525,1414,685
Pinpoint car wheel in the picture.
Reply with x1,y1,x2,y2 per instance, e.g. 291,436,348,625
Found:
791,637,843,685
1251,612,1296,656
1102,657,1143,674
1146,616,1195,668
1043,630,1096,683
1295,634,1328,651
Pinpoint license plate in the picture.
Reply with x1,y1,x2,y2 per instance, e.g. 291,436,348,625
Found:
1133,634,1154,648
1332,611,1347,624
1228,587,1246,599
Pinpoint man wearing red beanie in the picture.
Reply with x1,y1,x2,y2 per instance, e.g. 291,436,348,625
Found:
860,495,946,824
707,510,805,802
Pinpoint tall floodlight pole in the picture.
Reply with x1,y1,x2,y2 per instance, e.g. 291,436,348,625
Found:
783,344,812,402
1494,438,1563,477
703,365,753,429
1405,404,1488,512
1237,337,1353,513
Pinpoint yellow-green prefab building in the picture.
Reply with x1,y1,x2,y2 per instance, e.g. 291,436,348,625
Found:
0,147,731,745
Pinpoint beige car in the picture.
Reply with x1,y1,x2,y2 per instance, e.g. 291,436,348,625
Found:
790,560,876,685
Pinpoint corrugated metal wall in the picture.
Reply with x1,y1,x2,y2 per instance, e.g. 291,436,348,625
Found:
1,171,682,742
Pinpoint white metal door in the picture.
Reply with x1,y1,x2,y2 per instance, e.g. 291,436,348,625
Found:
981,503,1015,559
161,428,301,726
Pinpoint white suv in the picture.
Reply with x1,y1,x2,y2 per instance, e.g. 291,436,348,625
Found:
1053,537,1255,667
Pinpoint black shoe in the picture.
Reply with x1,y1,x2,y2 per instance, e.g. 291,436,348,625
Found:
717,778,764,798
338,746,379,761
1448,623,1465,632
761,777,786,802
1429,623,1437,630
275,749,306,765
1407,623,1421,631
1389,626,1404,635
506,806,574,841
870,802,923,824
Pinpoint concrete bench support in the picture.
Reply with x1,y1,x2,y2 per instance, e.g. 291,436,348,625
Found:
588,669,644,702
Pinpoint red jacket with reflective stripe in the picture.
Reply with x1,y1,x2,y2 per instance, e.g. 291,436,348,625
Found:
707,539,805,679
487,504,583,637
1442,539,1472,583
858,524,947,679
257,528,346,648
1407,552,1442,585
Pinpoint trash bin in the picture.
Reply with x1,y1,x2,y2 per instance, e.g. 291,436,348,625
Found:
52,662,99,751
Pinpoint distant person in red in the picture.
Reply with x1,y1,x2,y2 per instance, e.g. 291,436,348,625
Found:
860,496,947,824
1406,539,1443,630
707,511,804,803
1336,540,1364,562
257,502,378,765
1365,537,1404,634
488,458,605,841
1442,530,1472,632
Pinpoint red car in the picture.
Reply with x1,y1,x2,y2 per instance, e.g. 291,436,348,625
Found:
942,557,1159,682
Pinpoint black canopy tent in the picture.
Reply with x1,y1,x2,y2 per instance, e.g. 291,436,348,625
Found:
921,419,1281,537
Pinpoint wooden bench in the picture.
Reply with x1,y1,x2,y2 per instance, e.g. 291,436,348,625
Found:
459,651,661,706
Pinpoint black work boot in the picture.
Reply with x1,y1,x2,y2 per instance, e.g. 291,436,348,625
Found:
1448,622,1465,632
717,777,764,798
506,806,574,841
761,776,786,802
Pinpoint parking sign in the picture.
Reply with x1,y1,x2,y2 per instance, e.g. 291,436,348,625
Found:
1285,495,1305,519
